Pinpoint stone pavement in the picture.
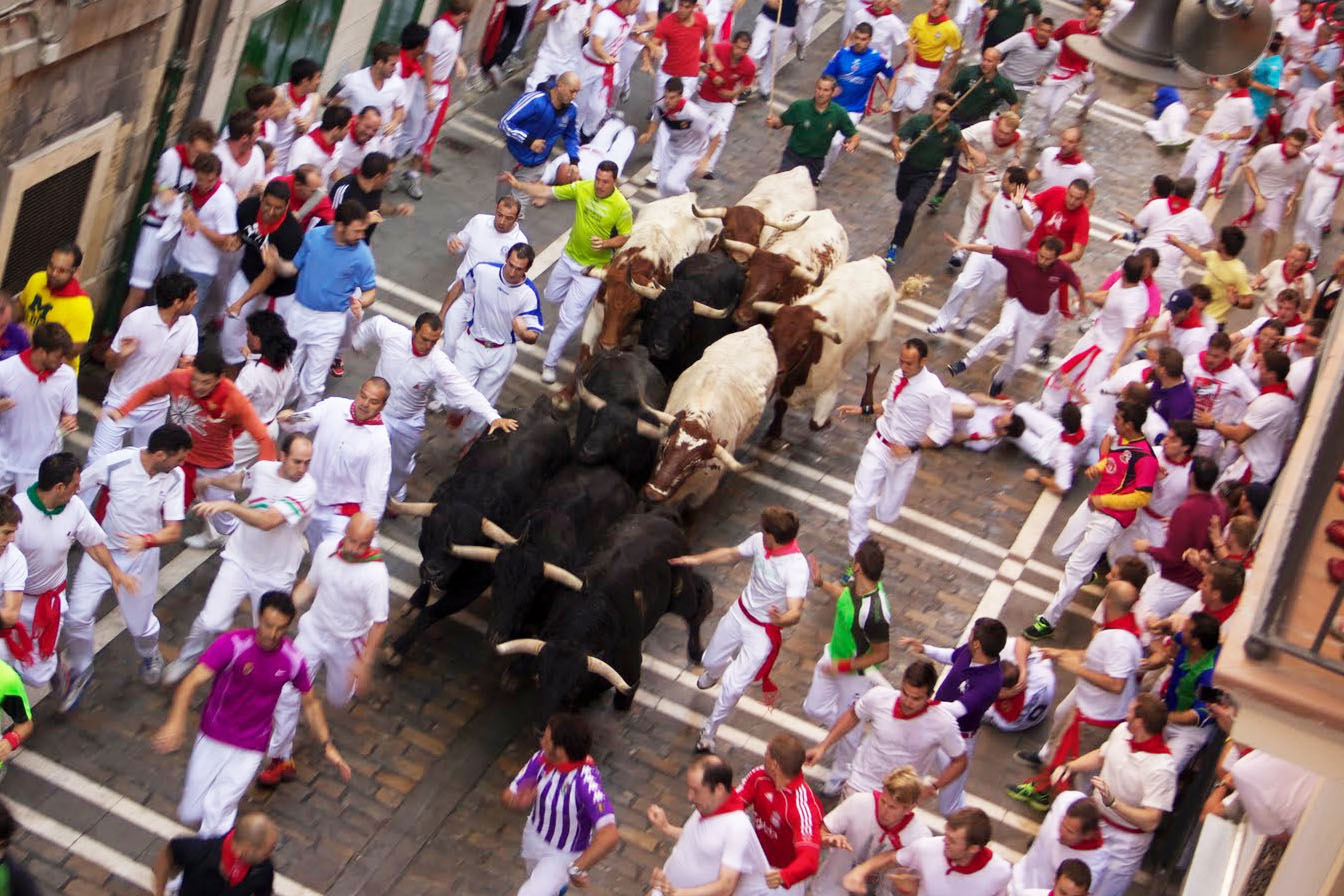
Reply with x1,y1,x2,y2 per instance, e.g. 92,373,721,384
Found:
12,0,1343,892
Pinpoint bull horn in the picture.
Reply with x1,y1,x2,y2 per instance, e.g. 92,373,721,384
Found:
450,544,501,563
586,265,607,279
388,499,436,518
586,654,633,694
713,443,749,473
691,301,731,319
813,320,843,344
791,260,821,283
639,398,677,425
625,268,663,299
542,563,584,590
495,638,546,657
480,517,518,546
576,379,607,412
636,420,667,440
764,213,808,232
721,239,757,258
751,301,784,316
691,204,727,219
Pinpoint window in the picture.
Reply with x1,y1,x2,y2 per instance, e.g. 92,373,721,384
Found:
1,156,97,294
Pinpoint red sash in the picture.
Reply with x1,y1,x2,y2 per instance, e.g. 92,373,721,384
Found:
738,597,783,705
3,585,65,666
1026,709,1122,794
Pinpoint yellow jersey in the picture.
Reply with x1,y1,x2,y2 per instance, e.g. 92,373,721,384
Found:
20,271,93,371
908,13,962,65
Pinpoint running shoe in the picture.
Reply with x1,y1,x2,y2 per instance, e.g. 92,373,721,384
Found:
257,758,298,788
1022,615,1055,641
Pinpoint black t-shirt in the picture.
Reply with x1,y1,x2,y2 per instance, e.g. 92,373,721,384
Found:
330,174,383,242
169,837,275,896
236,197,303,298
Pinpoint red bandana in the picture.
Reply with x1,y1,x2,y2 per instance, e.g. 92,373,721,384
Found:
1069,831,1105,850
18,349,52,382
46,275,84,298
288,83,306,107
926,13,949,24
663,97,687,116
1168,196,1191,214
256,207,284,239
174,143,191,170
1102,612,1141,637
1228,88,1250,99
1175,311,1205,330
1199,350,1232,374
1056,150,1084,165
543,755,595,773
307,126,337,156
190,178,222,211
764,539,802,559
994,690,1027,722
947,847,994,875
438,12,464,29
876,802,917,850
864,1,892,15
399,48,425,79
411,335,433,357
1283,258,1315,280
705,792,748,817
1260,381,1295,399
348,408,384,426
1280,312,1304,327
893,697,937,720
1129,733,1171,754
1060,427,1086,446
219,832,253,887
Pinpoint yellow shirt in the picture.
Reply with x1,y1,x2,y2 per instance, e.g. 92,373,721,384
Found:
19,271,93,371
1200,251,1251,323
908,13,962,65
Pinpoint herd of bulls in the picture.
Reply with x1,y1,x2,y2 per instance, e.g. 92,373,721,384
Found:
382,167,930,722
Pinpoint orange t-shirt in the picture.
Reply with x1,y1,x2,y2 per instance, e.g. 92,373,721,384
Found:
119,369,275,469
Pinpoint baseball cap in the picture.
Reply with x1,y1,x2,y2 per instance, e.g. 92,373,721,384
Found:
1166,289,1194,313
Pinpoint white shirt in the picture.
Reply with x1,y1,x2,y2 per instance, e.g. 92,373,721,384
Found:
823,793,932,864
948,389,1002,451
332,132,389,181
460,262,544,345
1011,790,1110,894
0,354,77,478
12,491,104,594
80,448,186,552
1277,14,1320,70
1095,724,1177,829
655,98,720,156
221,461,316,582
1255,259,1314,317
854,9,908,64
660,806,770,895
427,17,466,96
172,185,238,275
1086,282,1148,353
288,132,340,184
1135,199,1215,277
338,67,408,124
988,636,1055,730
1226,390,1297,483
1148,452,1192,521
1185,354,1255,456
1011,402,1085,492
1288,354,1314,401
0,544,24,596
960,119,1022,179
104,307,200,409
452,213,528,284
1310,122,1344,174
146,146,196,224
1247,143,1311,199
1075,627,1142,721
849,688,965,792
876,367,954,448
1229,750,1320,837
352,315,500,426
234,358,293,426
1200,93,1257,150
290,397,392,516
1035,147,1096,192
588,8,632,62
273,85,321,171
895,835,1012,896
215,142,266,201
536,0,592,66
735,532,810,618
980,191,1039,248
995,30,1059,86
305,535,390,640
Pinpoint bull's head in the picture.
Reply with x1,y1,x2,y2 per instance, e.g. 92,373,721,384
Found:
729,241,822,327
640,410,747,503
472,518,584,645
400,499,489,589
575,378,666,465
496,638,633,717
642,285,733,361
593,254,665,351
697,205,808,258
756,303,842,398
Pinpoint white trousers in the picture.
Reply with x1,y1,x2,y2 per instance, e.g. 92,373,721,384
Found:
268,615,363,760
1029,72,1086,141
442,296,471,361
749,16,795,94
1094,824,1153,896
1042,502,1124,626
577,59,617,136
88,402,168,464
932,250,1006,331
700,601,776,739
66,548,162,675
454,334,517,407
1040,340,1117,417
177,557,296,670
179,733,265,837
1163,721,1211,774
219,270,276,365
528,46,581,92
702,100,738,170
934,730,976,816
1107,509,1163,569
891,66,940,113
1179,136,1235,208
1293,168,1342,255
542,254,603,369
130,225,176,290
846,433,920,555
286,303,348,410
795,0,822,45
1143,103,1191,145
385,415,424,503
802,645,874,778
956,180,996,245
518,823,585,896
0,590,68,687
1136,574,1196,625
962,297,1050,387
659,146,706,197
821,110,865,180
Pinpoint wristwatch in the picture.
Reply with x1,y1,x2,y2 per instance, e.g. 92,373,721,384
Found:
568,863,587,881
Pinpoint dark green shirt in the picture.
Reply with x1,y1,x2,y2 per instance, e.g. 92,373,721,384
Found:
984,0,1042,47
897,115,963,172
781,99,858,158
949,65,1019,123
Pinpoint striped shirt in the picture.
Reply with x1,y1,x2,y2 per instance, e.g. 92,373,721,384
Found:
737,766,823,887
510,752,616,852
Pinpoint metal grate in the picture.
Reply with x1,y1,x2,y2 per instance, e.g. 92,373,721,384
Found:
1,154,97,294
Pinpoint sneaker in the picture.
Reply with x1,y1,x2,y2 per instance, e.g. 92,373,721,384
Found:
403,172,424,201
927,194,945,212
696,671,720,690
884,244,901,266
1035,343,1052,367
162,656,193,687
988,378,1006,398
946,253,964,270
140,652,165,686
952,320,970,335
330,356,345,378
257,758,298,788
946,360,967,377
926,322,945,335
540,366,557,385
1022,615,1055,641
694,733,716,754
644,172,659,187
1006,782,1051,811
1013,749,1044,769
60,667,92,713
184,521,225,550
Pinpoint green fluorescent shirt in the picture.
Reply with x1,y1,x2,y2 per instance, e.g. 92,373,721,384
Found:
897,115,963,172
949,65,1018,122
0,661,30,767
781,99,859,158
984,0,1042,47
553,180,635,268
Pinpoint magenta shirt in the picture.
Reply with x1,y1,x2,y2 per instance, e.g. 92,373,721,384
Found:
199,629,312,752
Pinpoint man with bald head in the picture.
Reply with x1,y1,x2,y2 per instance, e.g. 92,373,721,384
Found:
258,512,388,788
153,812,279,895
498,72,582,207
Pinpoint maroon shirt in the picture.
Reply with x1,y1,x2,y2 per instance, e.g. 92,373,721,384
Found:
1147,491,1229,588
990,247,1082,315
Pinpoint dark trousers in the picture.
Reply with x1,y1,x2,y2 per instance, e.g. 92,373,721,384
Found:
890,165,939,248
780,146,825,185
488,5,529,69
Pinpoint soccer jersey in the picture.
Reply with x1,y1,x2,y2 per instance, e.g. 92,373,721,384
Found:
199,629,312,752
19,272,93,371
460,262,544,345
0,352,76,479
509,752,617,852
824,46,895,114
737,767,823,887
306,536,390,640
907,12,961,65
119,369,273,471
12,489,104,595
849,688,965,792
653,97,721,156
80,448,186,552
553,180,634,268
219,462,315,581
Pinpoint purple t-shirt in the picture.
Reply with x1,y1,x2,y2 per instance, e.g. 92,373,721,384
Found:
199,629,312,751
0,323,29,361
509,751,616,853
933,644,1005,736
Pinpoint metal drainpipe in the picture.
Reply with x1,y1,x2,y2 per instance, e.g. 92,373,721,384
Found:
95,0,207,338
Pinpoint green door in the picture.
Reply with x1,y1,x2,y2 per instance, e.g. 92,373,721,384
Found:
225,0,346,117
365,0,426,64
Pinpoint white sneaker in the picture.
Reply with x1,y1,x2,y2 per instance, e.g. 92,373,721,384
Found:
819,771,847,797
162,656,193,687
140,651,165,686
694,732,716,754
540,366,557,384
696,671,719,690
185,519,225,550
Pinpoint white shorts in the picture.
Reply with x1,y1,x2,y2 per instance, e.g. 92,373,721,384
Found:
892,65,941,113
129,223,176,290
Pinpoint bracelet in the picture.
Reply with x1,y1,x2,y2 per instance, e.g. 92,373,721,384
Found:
836,659,853,674
861,404,874,416
141,534,159,548
3,732,20,751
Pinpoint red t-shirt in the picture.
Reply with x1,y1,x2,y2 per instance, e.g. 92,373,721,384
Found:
1028,186,1090,252
737,767,822,887
699,42,758,103
1053,18,1099,74
655,11,711,76
119,369,276,469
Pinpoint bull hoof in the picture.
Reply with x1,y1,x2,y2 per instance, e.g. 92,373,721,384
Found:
807,419,831,432
379,646,404,669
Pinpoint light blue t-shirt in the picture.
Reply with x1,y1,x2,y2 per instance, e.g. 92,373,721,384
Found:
1301,43,1342,92
1251,55,1283,120
293,226,377,313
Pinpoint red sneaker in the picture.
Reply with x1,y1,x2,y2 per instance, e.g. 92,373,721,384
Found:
329,356,345,378
257,758,297,787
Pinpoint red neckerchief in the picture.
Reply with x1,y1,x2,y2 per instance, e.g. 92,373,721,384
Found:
259,357,285,372
1055,150,1084,165
1060,427,1086,446
438,12,464,30
307,126,337,156
925,12,949,25
994,690,1027,721
764,539,801,559
411,335,433,358
875,800,917,850
663,97,687,116
893,697,937,720
864,1,892,15
332,545,385,562
704,792,748,817
46,276,84,298
1260,380,1295,399
1199,350,1233,374
190,178,222,211
399,48,425,79
1129,733,1171,754
287,83,306,107
1228,88,1250,99
1208,594,1242,622
947,846,994,875
1168,196,1191,214
1279,312,1304,327
196,379,231,421
18,349,52,382
543,755,595,773
1283,258,1315,280
1068,831,1105,850
1033,32,1051,48
256,207,284,238
992,125,1021,147
891,375,909,400
347,403,384,426
173,143,191,170
1175,311,1205,329
219,832,253,887
1281,143,1301,163
347,119,374,147
1102,612,1141,637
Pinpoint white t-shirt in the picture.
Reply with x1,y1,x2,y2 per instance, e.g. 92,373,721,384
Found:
0,354,77,478
1247,143,1311,199
1012,790,1111,893
460,262,544,345
1277,14,1320,71
660,806,770,894
655,98,721,157
1075,627,1142,721
1226,390,1297,483
306,535,390,640
288,132,340,184
352,315,499,426
332,132,390,181
273,85,321,171
215,141,267,201
1185,354,1255,453
452,214,528,284
854,9,908,64
1034,147,1096,192
1087,282,1148,353
172,185,239,275
980,191,1039,248
849,688,965,792
1135,200,1215,278
1095,724,1177,828
1255,259,1314,317
12,491,104,594
1148,452,1192,523
895,835,1012,896
589,8,632,61
995,29,1060,86
234,358,293,426
1201,93,1257,149
823,793,932,864
0,544,25,596
1011,402,1085,492
1287,354,1314,401
221,461,316,582
104,307,200,409
961,119,1021,179
536,0,592,67
986,636,1055,731
80,448,186,552
288,397,392,516
338,67,408,124
948,389,1002,451
1229,749,1320,837
735,532,811,618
